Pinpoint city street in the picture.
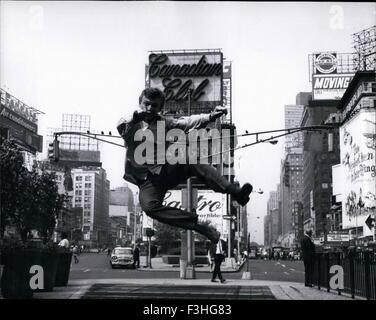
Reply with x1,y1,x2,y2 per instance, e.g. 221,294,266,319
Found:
71,252,304,283
29,253,352,300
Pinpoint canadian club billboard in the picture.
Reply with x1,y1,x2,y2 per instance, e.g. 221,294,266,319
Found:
147,51,223,115
311,52,354,100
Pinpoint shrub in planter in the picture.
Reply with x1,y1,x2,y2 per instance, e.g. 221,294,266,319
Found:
55,248,72,287
34,243,59,292
0,243,41,299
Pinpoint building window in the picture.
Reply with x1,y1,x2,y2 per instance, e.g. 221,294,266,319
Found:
84,190,91,196
75,197,82,202
75,183,82,189
75,176,82,181
85,183,92,188
75,190,82,196
85,176,92,181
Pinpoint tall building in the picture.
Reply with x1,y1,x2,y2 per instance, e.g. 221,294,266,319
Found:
109,185,136,245
300,100,341,238
334,71,376,244
265,189,281,246
72,167,110,247
279,93,307,246
284,103,304,154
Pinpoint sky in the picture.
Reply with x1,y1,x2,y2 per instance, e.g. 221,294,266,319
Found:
1,1,375,245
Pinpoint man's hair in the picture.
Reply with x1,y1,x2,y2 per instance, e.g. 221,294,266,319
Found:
139,87,165,108
306,229,313,236
61,232,68,239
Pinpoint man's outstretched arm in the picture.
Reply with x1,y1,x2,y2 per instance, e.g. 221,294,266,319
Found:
168,106,228,132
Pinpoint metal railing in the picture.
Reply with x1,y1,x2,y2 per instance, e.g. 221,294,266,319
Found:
313,250,376,300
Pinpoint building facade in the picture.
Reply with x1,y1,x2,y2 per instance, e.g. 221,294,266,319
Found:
300,100,341,238
72,167,110,247
109,185,137,245
334,71,376,243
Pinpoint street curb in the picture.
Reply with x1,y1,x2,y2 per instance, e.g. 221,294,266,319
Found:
136,258,246,273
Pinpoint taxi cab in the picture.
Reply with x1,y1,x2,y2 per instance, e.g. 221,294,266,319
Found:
110,247,134,269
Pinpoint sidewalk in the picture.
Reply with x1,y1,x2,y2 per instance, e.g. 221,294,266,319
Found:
136,255,245,273
30,278,358,300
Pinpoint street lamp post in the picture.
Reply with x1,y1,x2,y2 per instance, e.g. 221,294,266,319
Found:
357,196,365,246
242,189,263,280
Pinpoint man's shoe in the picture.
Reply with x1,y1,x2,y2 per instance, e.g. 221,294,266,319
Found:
233,183,253,206
220,279,226,283
211,279,218,283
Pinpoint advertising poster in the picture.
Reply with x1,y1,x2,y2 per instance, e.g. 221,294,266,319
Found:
312,74,354,100
340,109,376,234
148,51,223,115
162,189,227,236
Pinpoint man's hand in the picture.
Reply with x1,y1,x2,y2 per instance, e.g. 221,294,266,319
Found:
210,106,228,121
132,110,147,123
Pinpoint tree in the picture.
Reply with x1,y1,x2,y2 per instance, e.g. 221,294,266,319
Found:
153,221,181,254
0,140,66,244
0,140,26,237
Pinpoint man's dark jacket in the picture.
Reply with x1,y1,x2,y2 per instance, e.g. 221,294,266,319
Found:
300,235,315,261
117,111,212,185
209,240,227,261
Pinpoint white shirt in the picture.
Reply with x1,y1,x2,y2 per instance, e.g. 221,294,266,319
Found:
216,241,223,254
58,238,70,249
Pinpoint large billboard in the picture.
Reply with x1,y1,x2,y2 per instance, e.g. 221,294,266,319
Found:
0,105,43,153
340,109,376,235
309,52,355,100
162,189,228,236
148,51,223,115
312,74,353,100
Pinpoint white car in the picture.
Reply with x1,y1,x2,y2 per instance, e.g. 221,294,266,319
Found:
110,247,134,269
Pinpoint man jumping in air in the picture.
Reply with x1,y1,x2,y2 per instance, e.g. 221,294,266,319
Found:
117,87,253,244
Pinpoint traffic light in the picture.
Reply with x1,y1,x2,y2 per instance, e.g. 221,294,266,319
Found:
48,138,60,162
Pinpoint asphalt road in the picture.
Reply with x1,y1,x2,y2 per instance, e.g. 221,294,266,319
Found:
70,253,305,283
245,258,305,283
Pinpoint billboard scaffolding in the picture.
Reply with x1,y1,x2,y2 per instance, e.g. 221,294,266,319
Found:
352,25,376,72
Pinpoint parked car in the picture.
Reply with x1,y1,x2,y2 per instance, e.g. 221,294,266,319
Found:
293,252,301,261
110,247,134,269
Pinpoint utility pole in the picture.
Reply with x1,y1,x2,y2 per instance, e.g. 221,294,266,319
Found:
227,140,232,264
237,206,241,264
185,89,195,279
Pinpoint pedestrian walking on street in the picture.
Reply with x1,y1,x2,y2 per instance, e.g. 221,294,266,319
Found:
301,229,316,287
72,245,79,264
117,87,253,244
133,244,140,268
209,238,227,283
58,232,70,250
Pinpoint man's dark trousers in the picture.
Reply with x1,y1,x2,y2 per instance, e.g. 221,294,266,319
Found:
138,164,233,230
212,254,224,280
304,258,315,286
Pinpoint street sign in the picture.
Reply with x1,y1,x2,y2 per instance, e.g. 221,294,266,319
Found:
223,215,236,220
365,215,375,230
